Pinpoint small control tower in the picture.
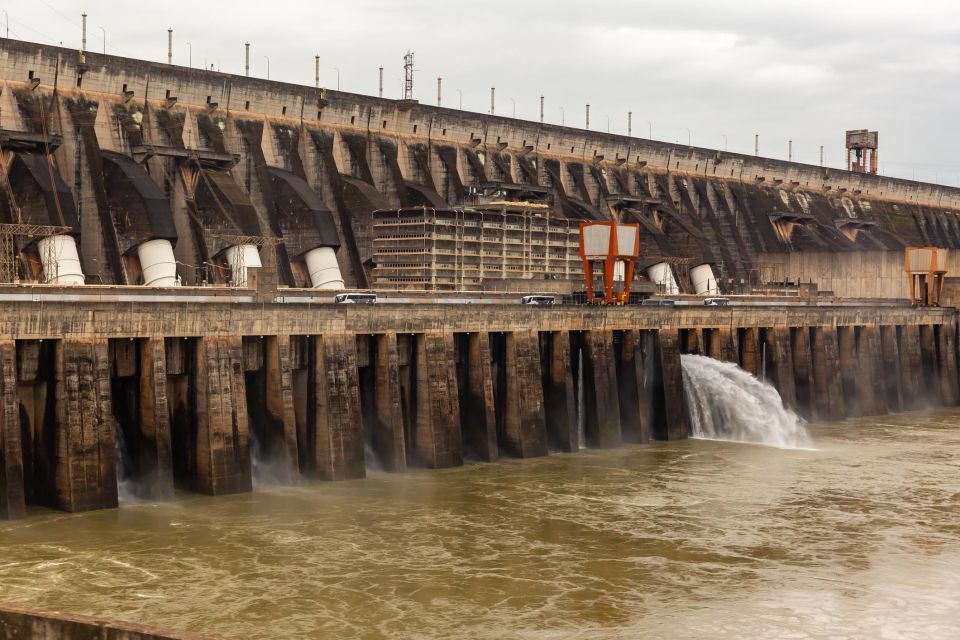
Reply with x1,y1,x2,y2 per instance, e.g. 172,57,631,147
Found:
846,129,878,174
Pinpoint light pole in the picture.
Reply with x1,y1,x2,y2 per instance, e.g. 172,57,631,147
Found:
721,134,728,151
685,128,691,146
559,106,565,126
3,11,8,39
187,42,192,68
509,97,515,118
264,56,270,80
99,27,105,54
606,115,610,133
647,121,652,139
456,89,462,110
332,67,340,90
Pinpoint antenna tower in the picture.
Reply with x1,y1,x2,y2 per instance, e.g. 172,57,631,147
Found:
403,51,414,100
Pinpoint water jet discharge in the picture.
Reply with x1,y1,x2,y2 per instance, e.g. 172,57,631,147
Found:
579,221,640,303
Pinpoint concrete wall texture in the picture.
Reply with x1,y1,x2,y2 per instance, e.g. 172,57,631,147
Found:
2,39,960,294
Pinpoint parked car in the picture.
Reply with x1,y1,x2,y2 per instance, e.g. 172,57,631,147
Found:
521,295,556,305
703,297,730,306
334,293,377,304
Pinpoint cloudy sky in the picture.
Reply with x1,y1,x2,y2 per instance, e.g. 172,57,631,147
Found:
6,0,960,184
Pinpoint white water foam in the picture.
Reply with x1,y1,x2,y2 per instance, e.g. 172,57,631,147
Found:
680,354,814,450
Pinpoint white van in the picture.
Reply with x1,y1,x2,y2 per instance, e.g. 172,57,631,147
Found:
334,293,377,304
521,295,556,305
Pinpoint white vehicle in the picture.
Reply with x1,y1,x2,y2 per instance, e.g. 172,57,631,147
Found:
703,297,730,307
520,295,556,305
334,292,377,304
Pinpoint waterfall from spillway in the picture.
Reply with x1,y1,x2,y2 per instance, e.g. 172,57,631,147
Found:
680,355,813,450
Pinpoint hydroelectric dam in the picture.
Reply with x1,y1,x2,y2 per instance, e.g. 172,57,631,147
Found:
2,37,960,525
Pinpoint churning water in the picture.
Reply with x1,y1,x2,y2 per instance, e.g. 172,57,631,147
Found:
681,354,813,449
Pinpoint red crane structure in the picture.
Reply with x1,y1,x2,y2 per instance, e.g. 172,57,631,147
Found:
578,221,640,304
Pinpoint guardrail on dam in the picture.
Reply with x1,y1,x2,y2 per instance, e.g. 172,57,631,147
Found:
0,297,957,520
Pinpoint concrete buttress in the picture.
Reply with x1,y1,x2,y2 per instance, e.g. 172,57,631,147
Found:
543,331,577,452
414,333,462,468
55,339,118,512
935,323,960,406
656,329,687,441
193,336,253,494
373,333,407,471
583,331,622,448
879,326,903,413
501,330,548,457
313,334,365,480
460,332,497,462
0,340,24,519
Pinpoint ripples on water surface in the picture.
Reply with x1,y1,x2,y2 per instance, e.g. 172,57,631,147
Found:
2,411,960,639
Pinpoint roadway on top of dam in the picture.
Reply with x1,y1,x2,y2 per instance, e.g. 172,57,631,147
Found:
0,290,951,340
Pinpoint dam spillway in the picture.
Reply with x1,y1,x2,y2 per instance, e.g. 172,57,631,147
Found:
1,296,958,520
2,38,960,521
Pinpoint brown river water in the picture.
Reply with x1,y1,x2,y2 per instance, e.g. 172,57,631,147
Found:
1,410,959,639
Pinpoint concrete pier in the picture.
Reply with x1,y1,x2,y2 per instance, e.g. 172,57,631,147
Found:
0,299,957,520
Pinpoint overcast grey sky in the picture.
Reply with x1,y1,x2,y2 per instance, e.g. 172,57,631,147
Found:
5,0,960,184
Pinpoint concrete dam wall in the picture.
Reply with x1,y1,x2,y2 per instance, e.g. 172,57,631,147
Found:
0,299,957,520
3,39,960,294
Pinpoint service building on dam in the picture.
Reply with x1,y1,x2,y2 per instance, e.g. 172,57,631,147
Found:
2,37,960,521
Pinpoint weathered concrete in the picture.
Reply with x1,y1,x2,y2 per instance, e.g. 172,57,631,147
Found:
543,331,577,452
371,333,407,471
656,329,687,441
856,326,887,417
0,602,221,640
0,341,24,519
765,327,797,411
879,326,903,413
500,330,548,458
311,334,365,479
55,339,118,512
811,327,844,420
459,332,497,461
582,331,622,448
414,333,462,468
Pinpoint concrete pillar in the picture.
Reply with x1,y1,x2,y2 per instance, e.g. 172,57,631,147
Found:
461,332,497,461
414,333,463,468
837,326,860,417
312,334,365,479
0,340,24,520
855,326,887,416
935,323,960,406
879,326,903,413
135,339,174,499
898,325,923,410
919,325,940,406
656,329,687,440
264,335,300,480
543,331,577,452
54,339,118,512
765,327,797,410
583,330,622,448
616,331,641,444
811,327,843,420
791,327,815,420
501,330,548,457
193,336,253,494
373,333,407,471
717,327,738,364
739,327,760,376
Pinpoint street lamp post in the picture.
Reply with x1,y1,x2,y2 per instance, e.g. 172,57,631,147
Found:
264,56,270,80
647,121,652,139
685,128,691,146
187,42,192,68
99,27,105,54
559,106,565,126
332,67,340,90
509,97,515,118
456,89,462,110
721,134,728,151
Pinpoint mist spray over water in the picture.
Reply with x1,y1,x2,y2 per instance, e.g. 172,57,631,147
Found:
681,355,813,449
